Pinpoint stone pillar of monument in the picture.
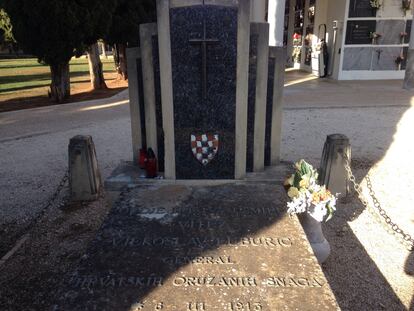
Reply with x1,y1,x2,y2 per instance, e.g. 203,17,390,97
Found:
267,0,286,165
403,14,414,89
250,0,266,22
126,48,144,162
268,0,286,47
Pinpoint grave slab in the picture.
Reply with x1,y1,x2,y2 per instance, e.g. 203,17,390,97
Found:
53,178,339,310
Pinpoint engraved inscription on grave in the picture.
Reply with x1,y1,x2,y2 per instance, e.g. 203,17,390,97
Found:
54,184,338,310
346,21,377,45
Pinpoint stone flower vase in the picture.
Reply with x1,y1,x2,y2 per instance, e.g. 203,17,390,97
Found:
298,213,331,264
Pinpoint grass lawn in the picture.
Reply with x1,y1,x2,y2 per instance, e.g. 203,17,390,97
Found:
0,57,128,112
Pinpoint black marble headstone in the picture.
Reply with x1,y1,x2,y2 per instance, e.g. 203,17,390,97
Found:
170,5,238,179
345,21,377,45
349,0,377,17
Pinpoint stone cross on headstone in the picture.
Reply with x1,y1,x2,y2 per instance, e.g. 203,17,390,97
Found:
189,0,219,100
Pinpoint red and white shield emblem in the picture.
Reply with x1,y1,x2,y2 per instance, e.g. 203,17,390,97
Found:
190,134,219,165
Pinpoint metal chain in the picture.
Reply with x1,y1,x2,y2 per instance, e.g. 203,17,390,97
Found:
344,156,414,251
0,170,70,267
27,169,69,231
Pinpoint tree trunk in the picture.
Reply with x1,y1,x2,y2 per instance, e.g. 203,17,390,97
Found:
87,42,107,90
115,43,128,80
49,62,70,103
100,41,108,59
112,45,119,71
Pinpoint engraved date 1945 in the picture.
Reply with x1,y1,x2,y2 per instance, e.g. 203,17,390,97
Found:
228,302,263,311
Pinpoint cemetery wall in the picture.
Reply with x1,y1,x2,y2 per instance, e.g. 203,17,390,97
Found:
287,0,411,80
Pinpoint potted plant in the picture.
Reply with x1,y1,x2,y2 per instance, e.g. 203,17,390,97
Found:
284,160,338,263
370,0,381,15
402,0,411,16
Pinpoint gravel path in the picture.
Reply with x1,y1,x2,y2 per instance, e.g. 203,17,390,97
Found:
1,72,413,309
0,91,131,225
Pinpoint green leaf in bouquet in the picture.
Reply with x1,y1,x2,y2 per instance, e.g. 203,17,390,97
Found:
325,204,334,222
300,161,308,175
293,172,302,188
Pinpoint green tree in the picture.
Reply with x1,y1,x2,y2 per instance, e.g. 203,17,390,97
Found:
0,9,14,44
105,0,156,80
1,1,115,102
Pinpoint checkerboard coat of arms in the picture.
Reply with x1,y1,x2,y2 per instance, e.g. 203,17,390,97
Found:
190,134,219,165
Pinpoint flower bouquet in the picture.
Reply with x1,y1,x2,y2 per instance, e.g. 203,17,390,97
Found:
370,0,381,9
284,160,337,222
402,0,411,15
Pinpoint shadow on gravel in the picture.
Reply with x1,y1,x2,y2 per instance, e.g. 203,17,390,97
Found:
322,179,407,310
405,252,414,310
321,156,410,310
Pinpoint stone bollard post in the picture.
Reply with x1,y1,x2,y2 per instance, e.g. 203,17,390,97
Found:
68,135,101,202
319,134,351,198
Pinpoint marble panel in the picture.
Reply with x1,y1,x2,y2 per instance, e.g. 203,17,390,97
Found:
372,47,402,70
342,47,373,71
376,20,405,44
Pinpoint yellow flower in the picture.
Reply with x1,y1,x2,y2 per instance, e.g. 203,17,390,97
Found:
284,174,294,186
299,178,310,189
312,192,320,204
299,174,311,188
288,187,300,199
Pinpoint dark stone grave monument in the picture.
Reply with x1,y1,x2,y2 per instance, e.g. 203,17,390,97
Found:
59,1,340,310
125,0,285,180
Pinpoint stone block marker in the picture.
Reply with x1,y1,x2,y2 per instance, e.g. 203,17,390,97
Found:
68,135,101,202
319,134,351,198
